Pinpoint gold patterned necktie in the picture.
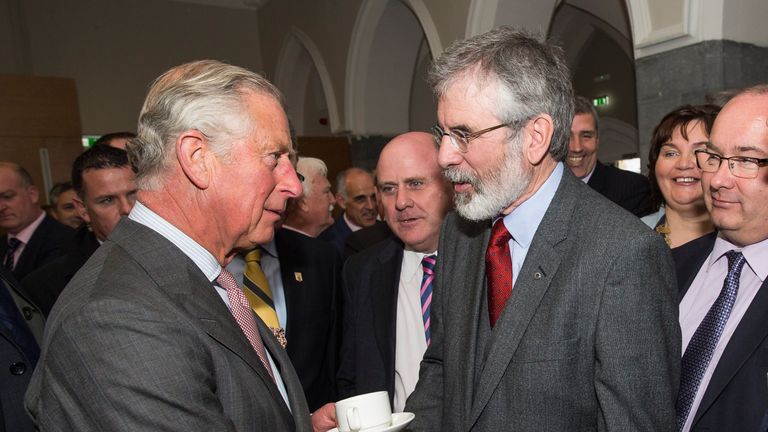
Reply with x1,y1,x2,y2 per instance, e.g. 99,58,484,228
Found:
242,248,287,348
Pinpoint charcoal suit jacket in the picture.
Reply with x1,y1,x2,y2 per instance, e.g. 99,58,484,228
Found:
25,218,312,431
405,168,680,431
337,237,404,406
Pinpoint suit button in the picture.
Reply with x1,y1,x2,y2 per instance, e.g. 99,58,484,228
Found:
10,362,27,375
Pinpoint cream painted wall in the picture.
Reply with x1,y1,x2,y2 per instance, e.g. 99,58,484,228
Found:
18,0,262,135
417,0,471,47
723,0,768,46
258,0,363,133
647,0,684,30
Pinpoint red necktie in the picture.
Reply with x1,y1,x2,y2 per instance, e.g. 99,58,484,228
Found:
485,219,513,327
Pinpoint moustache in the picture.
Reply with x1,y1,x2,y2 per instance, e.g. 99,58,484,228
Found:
443,167,478,186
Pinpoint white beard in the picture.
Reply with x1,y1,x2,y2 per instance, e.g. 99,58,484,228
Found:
443,135,532,221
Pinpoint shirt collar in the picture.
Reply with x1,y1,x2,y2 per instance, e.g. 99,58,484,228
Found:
10,210,45,244
710,234,768,282
282,224,313,238
128,201,221,282
402,249,437,279
502,162,563,248
261,239,277,258
580,163,596,184
343,212,363,232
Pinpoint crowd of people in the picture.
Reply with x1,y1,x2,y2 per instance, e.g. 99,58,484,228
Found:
1,26,767,431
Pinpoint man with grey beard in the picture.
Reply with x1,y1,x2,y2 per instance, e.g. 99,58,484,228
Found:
404,27,680,431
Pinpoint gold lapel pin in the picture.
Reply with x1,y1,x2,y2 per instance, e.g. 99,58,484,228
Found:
294,272,303,282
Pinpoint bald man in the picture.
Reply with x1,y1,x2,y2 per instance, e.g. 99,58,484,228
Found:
337,132,453,411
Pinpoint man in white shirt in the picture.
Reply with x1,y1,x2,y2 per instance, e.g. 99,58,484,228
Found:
675,84,768,432
337,132,453,411
26,60,336,431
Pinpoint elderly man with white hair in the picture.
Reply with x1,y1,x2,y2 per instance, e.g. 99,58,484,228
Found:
283,156,335,237
25,60,336,432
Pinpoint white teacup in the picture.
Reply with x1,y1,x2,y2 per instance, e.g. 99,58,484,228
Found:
335,391,392,432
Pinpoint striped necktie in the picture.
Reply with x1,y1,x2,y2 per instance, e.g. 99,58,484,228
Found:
3,238,21,271
242,248,286,348
420,254,436,346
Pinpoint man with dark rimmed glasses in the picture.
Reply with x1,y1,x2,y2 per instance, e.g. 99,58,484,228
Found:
675,84,768,432
405,27,679,431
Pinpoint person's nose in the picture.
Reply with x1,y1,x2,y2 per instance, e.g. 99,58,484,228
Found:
395,188,413,210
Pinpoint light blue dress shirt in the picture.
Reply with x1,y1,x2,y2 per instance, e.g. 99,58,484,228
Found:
501,162,563,286
226,240,288,331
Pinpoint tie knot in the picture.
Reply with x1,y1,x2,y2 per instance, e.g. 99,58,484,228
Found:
245,249,262,264
216,268,239,292
421,254,436,273
725,250,746,273
7,237,20,249
489,219,511,247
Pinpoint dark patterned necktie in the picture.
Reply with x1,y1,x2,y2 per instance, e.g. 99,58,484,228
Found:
485,219,512,327
420,254,436,346
3,238,21,271
676,250,746,431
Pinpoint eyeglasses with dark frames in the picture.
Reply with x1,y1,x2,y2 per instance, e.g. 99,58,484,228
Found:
431,123,509,153
694,149,768,179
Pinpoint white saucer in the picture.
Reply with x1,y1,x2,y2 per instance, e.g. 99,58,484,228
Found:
329,412,415,432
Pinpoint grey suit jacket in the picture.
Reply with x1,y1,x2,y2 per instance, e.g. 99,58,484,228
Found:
405,169,680,431
25,218,312,431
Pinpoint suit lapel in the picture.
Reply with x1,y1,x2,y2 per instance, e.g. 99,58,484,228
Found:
259,314,310,428
111,219,292,417
14,215,50,276
370,239,403,386
275,230,299,338
693,278,768,426
677,233,716,300
467,172,576,428
456,220,491,420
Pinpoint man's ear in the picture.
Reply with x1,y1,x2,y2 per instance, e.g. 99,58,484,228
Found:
298,196,310,213
27,185,39,205
73,196,91,224
335,193,347,210
524,114,554,165
176,130,213,189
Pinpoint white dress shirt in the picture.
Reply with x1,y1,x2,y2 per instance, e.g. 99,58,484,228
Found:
393,249,434,412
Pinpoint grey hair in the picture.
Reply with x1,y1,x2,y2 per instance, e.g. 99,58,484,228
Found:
296,156,328,197
334,167,364,199
574,95,599,136
429,27,574,161
129,59,284,190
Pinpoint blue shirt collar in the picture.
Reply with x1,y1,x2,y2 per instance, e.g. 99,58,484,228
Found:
501,162,563,248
